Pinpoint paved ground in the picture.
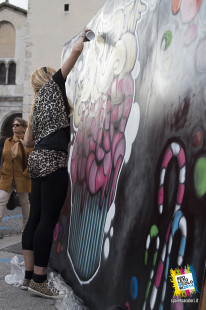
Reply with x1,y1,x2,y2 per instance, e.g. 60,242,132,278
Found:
0,206,89,310
0,206,57,310
2,208,205,310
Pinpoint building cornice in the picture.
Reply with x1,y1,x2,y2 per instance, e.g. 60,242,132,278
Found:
0,1,27,16
0,96,23,102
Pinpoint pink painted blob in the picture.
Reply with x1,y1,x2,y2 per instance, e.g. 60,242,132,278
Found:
158,186,164,205
155,260,164,287
96,165,105,192
88,160,98,194
103,131,110,152
125,302,130,310
70,74,134,211
162,148,173,168
177,148,186,167
170,302,184,310
181,0,202,23
184,24,197,45
177,184,185,204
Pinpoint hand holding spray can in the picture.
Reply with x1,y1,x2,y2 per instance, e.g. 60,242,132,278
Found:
85,30,95,41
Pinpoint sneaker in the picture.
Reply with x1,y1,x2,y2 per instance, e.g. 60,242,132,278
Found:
28,279,65,299
21,278,31,290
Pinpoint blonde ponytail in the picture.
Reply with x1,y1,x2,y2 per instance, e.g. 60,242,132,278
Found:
28,66,56,128
28,66,73,128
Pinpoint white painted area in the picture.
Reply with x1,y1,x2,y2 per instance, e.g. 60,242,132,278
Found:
148,0,158,10
110,227,114,237
179,166,186,183
150,286,158,310
124,102,140,163
175,204,181,213
104,202,116,233
150,269,154,280
171,143,181,156
132,59,140,80
161,244,166,261
179,216,187,237
156,236,160,249
67,143,74,174
159,204,163,214
177,255,183,266
160,168,166,186
104,237,110,259
146,235,150,250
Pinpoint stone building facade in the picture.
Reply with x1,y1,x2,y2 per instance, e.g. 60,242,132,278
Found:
23,0,106,120
0,1,27,137
0,0,106,133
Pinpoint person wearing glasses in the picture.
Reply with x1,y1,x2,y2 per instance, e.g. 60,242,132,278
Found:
22,28,90,299
0,118,32,232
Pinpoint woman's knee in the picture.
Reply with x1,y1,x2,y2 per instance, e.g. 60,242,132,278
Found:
18,192,30,206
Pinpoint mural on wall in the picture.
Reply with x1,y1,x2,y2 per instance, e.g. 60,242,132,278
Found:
143,141,187,310
51,0,206,309
67,0,146,283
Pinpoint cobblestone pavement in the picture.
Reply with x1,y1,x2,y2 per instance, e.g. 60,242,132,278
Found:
0,206,23,238
0,206,58,310
0,206,89,310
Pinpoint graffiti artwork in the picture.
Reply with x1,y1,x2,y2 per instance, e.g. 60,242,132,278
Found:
50,0,206,309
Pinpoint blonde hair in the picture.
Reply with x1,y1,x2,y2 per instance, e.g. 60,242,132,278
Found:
28,66,56,127
28,66,73,128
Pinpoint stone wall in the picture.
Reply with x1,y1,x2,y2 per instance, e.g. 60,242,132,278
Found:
23,0,106,120
0,2,27,135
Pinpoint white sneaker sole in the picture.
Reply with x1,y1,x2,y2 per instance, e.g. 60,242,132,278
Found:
21,285,29,291
28,287,65,299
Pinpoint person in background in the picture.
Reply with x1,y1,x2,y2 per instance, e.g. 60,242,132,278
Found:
0,118,32,230
0,136,7,169
22,28,90,299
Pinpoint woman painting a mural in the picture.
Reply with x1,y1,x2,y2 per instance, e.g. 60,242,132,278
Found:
22,28,90,299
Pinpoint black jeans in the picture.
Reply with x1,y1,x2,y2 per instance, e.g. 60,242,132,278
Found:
22,168,68,267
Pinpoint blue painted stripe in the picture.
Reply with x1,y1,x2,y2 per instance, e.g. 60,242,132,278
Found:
0,258,24,263
2,214,22,222
0,227,21,230
190,265,200,293
179,236,186,257
172,210,182,236
165,256,170,279
0,258,12,262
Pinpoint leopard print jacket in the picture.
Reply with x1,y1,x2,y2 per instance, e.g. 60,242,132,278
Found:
28,149,68,178
32,78,69,145
28,77,69,178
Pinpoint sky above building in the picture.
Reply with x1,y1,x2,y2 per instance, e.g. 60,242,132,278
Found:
0,0,28,10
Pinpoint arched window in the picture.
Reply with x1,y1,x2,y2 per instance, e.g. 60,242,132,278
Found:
8,62,16,84
0,62,6,84
0,21,16,58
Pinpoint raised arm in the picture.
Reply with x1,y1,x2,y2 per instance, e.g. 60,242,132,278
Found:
23,126,35,148
61,29,89,79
